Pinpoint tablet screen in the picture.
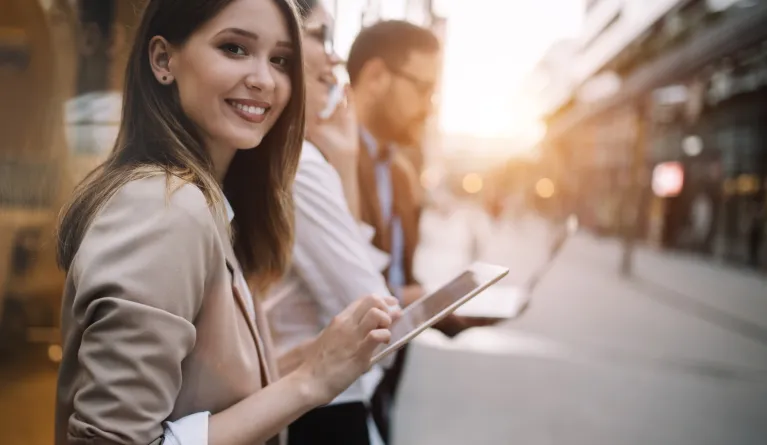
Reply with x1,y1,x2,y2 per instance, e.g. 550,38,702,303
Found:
371,262,508,364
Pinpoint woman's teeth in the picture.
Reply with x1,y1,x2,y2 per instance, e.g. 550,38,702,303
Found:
229,101,266,115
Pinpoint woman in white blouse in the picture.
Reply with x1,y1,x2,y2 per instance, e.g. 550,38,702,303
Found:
265,1,393,444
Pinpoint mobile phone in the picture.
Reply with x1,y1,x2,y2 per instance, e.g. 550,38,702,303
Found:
319,82,345,120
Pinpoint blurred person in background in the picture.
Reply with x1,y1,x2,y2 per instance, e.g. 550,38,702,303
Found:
53,1,398,444
75,0,115,95
347,21,494,443
265,1,393,444
65,0,124,160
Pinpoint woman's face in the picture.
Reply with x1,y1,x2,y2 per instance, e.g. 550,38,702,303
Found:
153,0,294,155
302,5,341,123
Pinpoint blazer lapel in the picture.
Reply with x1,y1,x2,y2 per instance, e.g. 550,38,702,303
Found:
214,218,271,385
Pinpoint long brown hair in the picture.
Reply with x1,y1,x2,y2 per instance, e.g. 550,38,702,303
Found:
57,0,306,291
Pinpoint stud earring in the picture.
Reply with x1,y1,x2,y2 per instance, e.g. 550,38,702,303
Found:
162,76,167,81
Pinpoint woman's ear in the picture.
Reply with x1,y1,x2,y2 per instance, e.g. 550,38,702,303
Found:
148,36,175,85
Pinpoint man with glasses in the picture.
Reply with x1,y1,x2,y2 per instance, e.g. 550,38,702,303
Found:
347,20,473,444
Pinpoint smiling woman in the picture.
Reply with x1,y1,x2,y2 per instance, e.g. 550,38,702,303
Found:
58,0,306,283
53,1,397,445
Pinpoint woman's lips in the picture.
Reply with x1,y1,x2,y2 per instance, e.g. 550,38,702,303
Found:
226,99,270,124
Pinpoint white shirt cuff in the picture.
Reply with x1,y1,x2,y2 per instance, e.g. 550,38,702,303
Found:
357,221,376,242
366,243,391,273
163,411,210,445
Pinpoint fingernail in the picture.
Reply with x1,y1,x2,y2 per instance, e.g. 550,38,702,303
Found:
383,295,398,305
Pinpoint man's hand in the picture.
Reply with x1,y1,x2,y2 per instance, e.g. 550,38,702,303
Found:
399,284,425,307
434,314,502,338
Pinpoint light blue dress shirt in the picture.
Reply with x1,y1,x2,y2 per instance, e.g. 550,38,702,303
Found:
360,128,406,295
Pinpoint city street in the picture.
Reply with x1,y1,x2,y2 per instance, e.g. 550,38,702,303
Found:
2,205,767,445
394,204,767,445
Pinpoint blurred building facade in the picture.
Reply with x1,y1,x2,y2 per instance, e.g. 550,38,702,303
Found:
539,0,767,271
0,0,142,346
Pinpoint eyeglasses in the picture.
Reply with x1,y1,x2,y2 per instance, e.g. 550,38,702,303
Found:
303,23,334,56
388,67,436,99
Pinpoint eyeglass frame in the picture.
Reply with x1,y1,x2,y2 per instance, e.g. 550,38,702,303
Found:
303,23,334,57
386,65,437,99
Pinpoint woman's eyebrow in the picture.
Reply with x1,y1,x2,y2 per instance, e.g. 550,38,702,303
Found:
216,27,292,48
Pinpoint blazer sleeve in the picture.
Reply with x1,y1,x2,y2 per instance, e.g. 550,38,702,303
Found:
65,180,218,445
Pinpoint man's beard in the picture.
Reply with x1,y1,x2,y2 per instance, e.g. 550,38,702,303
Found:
373,104,427,147
390,118,428,147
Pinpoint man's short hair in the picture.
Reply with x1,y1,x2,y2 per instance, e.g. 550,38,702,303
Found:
347,20,440,86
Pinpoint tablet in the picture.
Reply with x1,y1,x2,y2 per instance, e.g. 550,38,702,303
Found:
452,284,526,319
370,262,509,364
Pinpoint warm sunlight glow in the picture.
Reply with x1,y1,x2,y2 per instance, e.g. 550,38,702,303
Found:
329,0,582,151
421,167,442,189
463,173,484,194
535,178,556,199
439,1,582,141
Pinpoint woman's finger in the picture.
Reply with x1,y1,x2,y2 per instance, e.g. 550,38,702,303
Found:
319,84,348,123
332,84,357,124
358,307,392,336
382,295,398,307
343,84,355,109
359,328,392,359
386,303,403,323
351,294,388,324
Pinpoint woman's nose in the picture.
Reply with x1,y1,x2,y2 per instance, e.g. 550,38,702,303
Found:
244,60,276,92
328,50,342,66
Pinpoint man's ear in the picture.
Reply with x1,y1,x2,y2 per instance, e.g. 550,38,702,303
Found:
358,57,391,96
148,35,175,85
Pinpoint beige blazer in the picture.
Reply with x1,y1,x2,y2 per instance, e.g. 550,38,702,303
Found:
55,175,281,445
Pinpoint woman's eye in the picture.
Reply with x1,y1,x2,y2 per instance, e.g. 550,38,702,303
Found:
220,43,247,56
309,31,324,43
271,56,291,68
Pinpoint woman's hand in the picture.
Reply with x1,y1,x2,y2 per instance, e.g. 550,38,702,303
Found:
295,294,400,405
305,84,360,175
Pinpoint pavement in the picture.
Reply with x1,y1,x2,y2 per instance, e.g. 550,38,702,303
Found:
391,205,767,445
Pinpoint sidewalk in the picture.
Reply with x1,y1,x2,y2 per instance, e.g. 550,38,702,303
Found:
416,205,767,364
392,206,767,445
418,206,767,364
575,233,767,333
417,205,767,331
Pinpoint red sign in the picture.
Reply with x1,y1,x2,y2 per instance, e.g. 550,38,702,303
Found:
652,162,684,198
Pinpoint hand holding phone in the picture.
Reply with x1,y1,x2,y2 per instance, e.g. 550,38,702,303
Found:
319,82,345,120
305,83,360,173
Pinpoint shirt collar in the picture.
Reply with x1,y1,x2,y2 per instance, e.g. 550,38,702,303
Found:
224,197,235,223
360,126,394,162
360,126,378,158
